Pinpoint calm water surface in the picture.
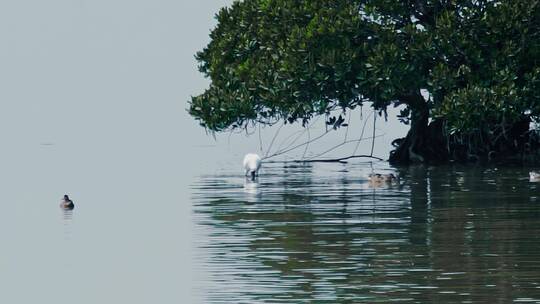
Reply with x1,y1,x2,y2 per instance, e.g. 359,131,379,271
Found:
193,161,540,303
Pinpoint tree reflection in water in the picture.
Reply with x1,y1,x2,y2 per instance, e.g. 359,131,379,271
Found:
193,162,540,303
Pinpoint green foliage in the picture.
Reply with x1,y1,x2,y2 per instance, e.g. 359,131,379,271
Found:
189,0,540,137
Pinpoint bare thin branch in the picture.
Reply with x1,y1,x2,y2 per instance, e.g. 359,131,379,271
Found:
352,109,373,156
264,123,284,158
258,125,264,153
370,111,377,156
302,125,311,160
262,129,333,160
303,134,385,160
265,154,384,164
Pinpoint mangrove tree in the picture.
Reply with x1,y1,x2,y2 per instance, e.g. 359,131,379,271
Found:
189,0,540,164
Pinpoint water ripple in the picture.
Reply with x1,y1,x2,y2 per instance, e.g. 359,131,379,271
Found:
193,162,540,303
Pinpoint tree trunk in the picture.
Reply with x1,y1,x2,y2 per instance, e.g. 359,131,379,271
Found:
389,94,448,165
389,100,536,165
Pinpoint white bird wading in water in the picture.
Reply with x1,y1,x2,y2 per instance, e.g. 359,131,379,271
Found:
243,153,262,180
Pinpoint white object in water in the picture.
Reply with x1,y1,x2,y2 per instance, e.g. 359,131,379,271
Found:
243,153,261,180
530,171,540,182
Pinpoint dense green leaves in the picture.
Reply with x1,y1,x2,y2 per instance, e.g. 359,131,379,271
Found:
189,0,540,139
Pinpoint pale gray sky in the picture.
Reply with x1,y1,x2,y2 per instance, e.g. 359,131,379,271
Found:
0,1,231,149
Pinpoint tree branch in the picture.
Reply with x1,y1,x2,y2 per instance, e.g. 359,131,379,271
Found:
265,154,384,164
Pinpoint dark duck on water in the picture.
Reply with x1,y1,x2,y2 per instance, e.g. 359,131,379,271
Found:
60,194,74,209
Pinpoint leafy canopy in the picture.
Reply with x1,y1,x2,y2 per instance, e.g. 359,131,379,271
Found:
190,0,540,136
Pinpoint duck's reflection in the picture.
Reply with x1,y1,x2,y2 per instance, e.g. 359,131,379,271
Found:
61,208,74,240
62,209,73,222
